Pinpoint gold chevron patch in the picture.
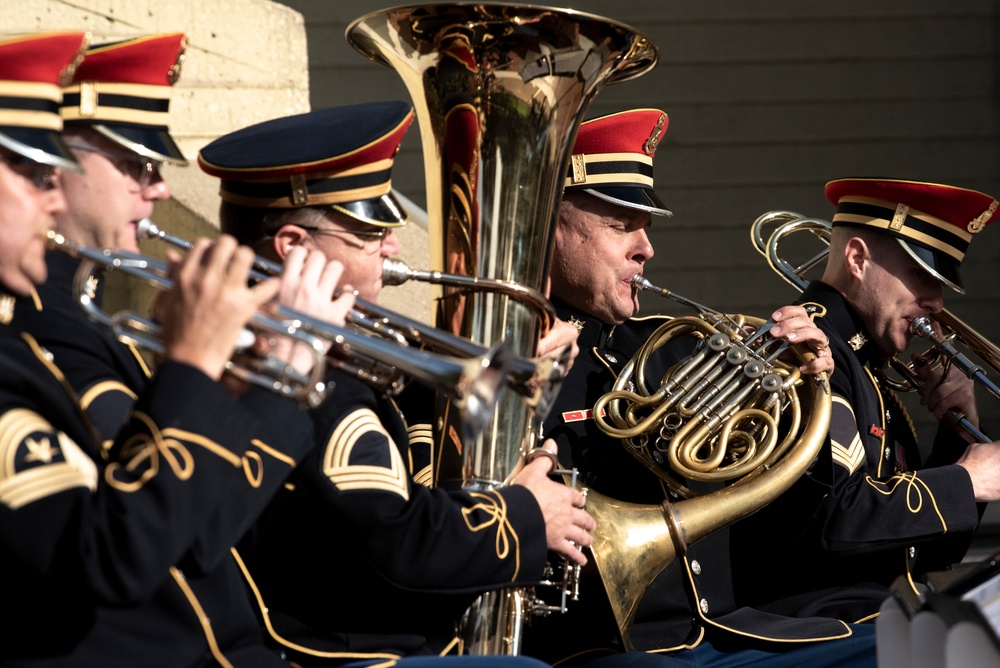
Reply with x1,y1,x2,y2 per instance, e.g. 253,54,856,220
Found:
406,422,433,487
323,409,409,500
0,409,98,509
830,396,866,475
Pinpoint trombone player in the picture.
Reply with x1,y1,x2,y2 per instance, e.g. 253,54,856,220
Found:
197,101,591,667
731,178,1000,623
525,109,878,666
0,31,355,666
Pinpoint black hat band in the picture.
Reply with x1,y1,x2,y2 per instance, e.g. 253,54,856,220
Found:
0,82,62,131
564,152,654,190
220,161,393,208
833,197,970,263
61,82,171,128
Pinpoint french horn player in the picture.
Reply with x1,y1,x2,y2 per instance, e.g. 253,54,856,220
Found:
197,101,592,667
731,178,1000,629
524,109,878,666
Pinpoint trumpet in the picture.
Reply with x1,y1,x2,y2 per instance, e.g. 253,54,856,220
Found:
751,210,998,442
48,229,511,437
136,220,568,418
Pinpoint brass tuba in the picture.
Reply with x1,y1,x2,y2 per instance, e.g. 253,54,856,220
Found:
347,3,658,655
751,210,999,442
583,275,832,650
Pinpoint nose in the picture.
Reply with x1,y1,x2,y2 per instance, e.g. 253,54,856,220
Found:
920,280,945,314
631,227,654,264
382,229,402,255
42,183,68,215
142,177,170,200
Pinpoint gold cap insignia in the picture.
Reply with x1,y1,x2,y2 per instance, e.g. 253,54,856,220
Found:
166,36,187,85
643,112,667,156
890,203,909,231
968,199,998,234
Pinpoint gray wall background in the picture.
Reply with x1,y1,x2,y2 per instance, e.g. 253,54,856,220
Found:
282,0,1000,451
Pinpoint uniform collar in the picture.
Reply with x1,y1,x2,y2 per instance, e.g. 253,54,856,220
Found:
550,296,614,351
801,279,885,369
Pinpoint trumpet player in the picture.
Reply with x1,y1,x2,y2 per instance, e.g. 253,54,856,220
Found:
0,32,356,667
197,101,590,668
10,32,191,442
525,109,877,666
731,178,1000,623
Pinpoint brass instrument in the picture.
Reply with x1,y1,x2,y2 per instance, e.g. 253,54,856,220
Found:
136,220,567,416
347,3,658,655
751,210,999,443
584,275,832,649
48,230,510,438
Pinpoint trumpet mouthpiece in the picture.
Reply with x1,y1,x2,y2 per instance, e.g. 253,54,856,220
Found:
135,218,160,241
382,258,412,286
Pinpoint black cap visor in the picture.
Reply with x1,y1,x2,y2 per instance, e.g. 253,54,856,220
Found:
0,127,81,171
898,238,964,294
332,193,408,227
581,185,671,217
91,123,188,165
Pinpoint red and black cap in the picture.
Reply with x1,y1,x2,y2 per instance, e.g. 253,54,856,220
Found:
0,31,88,171
198,101,414,227
564,108,671,217
60,32,187,165
826,177,999,294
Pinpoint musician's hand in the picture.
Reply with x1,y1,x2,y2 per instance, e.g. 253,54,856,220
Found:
157,236,279,381
264,246,355,376
770,305,834,376
913,354,979,427
511,440,594,566
956,440,1000,501
537,318,580,374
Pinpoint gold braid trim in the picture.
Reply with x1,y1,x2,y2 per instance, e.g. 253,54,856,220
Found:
461,489,521,580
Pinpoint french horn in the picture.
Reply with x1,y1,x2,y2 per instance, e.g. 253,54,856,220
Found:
582,275,832,649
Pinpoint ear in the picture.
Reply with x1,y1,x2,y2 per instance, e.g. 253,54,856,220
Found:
843,236,869,281
271,224,311,260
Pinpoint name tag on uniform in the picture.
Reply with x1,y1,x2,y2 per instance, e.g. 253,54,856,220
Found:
562,408,605,423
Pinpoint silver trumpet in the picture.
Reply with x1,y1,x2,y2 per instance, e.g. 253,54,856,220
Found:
49,229,511,437
136,220,568,419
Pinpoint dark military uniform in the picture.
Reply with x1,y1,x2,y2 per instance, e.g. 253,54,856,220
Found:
523,298,862,664
732,281,982,621
237,370,549,667
10,250,150,443
0,320,315,666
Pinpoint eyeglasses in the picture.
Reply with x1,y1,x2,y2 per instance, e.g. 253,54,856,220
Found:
64,142,162,191
297,225,389,253
0,152,57,191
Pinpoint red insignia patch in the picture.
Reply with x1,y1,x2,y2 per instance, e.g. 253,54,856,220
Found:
869,425,885,438
562,408,605,423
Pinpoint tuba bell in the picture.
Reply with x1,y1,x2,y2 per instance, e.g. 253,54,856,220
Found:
347,3,658,655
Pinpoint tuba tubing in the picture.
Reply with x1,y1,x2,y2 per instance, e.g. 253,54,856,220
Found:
346,3,659,655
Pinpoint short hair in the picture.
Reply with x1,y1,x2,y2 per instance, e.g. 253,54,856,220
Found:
219,201,325,248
